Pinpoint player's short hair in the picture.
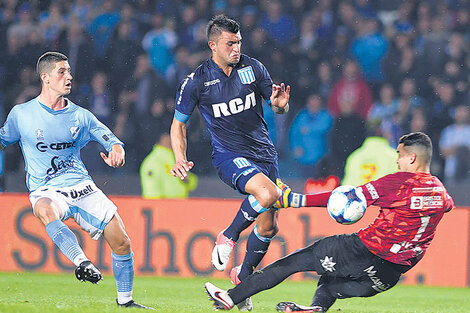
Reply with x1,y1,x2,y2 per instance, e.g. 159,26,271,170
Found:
206,15,240,41
399,132,432,165
36,52,68,77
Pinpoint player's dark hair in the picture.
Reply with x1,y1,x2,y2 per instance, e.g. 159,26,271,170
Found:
36,52,68,78
399,132,432,165
206,15,240,41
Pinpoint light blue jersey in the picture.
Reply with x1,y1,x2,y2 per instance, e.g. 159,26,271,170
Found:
0,97,123,191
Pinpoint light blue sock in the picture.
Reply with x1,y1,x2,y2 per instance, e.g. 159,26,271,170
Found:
45,220,87,266
112,252,134,304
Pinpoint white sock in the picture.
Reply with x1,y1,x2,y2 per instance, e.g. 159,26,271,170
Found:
73,255,89,267
117,291,133,305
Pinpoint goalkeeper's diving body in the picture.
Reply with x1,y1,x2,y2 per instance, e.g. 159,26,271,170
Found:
205,132,454,313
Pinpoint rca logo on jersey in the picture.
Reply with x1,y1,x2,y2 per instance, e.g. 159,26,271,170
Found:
212,92,256,118
238,66,255,84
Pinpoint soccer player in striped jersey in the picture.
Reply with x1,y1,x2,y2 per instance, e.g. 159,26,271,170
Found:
0,52,153,309
205,132,454,312
170,15,290,311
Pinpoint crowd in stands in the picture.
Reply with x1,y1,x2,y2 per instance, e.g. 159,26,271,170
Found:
2,0,470,185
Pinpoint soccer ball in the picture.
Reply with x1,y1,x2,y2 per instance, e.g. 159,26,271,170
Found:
327,185,367,225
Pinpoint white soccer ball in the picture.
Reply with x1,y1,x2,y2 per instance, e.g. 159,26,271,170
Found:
327,185,367,225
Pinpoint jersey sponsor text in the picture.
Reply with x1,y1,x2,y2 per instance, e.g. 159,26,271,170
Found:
36,141,76,152
212,92,256,118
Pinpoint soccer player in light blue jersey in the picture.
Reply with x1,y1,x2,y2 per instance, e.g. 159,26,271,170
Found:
0,52,154,309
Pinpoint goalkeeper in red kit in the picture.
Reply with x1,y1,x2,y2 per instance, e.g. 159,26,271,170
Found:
205,132,454,313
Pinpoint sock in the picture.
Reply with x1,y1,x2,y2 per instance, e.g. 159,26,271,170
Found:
305,192,331,207
277,181,305,208
113,252,134,305
286,191,306,208
223,195,267,241
45,220,88,266
238,225,272,280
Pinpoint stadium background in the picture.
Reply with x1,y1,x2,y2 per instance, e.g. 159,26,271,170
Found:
1,0,470,288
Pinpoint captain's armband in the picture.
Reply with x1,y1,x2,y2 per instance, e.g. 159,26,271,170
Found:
174,110,190,123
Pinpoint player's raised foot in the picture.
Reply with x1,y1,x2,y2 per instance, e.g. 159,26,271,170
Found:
205,282,234,310
75,260,103,284
276,302,326,313
230,265,253,311
274,179,292,208
273,179,304,208
212,231,236,271
116,299,156,310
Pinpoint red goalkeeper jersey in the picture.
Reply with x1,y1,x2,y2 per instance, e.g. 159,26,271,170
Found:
357,172,454,266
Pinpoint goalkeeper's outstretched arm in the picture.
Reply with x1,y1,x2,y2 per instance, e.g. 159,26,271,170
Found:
304,191,332,207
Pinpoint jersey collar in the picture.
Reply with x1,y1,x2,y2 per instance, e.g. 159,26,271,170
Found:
37,97,72,115
208,56,243,77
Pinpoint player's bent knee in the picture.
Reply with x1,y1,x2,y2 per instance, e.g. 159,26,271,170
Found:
268,185,282,206
34,198,61,224
255,186,281,208
254,190,272,208
34,197,53,213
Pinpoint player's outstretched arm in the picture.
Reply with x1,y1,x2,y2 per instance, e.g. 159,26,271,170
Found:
275,179,331,208
270,83,290,114
304,191,331,207
170,118,194,180
100,144,125,168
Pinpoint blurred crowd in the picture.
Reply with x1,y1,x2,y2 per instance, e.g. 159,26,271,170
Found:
2,0,470,184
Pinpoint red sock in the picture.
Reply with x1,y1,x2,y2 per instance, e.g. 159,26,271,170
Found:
304,191,332,207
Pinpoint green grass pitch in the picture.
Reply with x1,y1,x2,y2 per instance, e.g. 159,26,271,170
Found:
0,272,469,312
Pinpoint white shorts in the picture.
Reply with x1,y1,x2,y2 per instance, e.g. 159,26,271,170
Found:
29,180,117,240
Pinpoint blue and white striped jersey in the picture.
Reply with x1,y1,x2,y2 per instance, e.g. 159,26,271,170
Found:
0,97,123,191
174,54,277,162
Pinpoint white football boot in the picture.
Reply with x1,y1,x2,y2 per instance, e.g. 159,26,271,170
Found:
212,231,236,271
